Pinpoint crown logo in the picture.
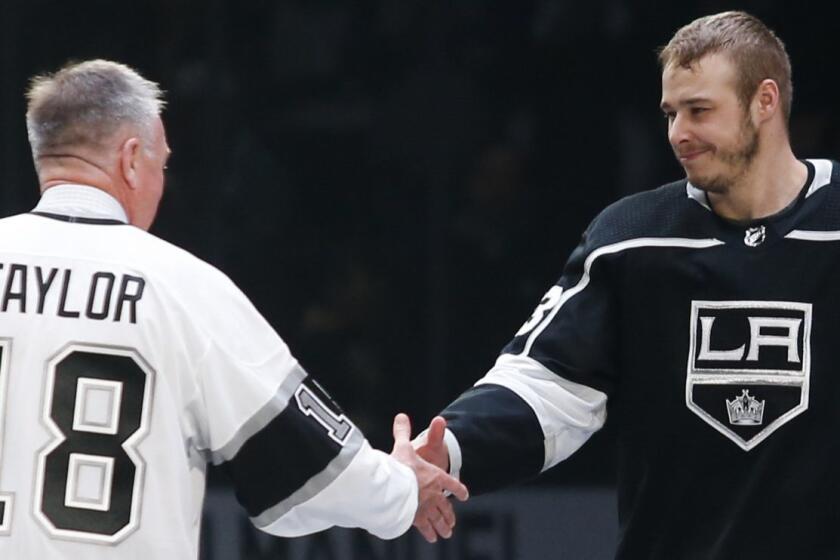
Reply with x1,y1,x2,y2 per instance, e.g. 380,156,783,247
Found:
726,389,765,425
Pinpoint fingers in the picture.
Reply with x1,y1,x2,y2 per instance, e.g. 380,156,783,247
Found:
430,507,453,539
414,499,457,542
412,466,468,543
438,500,456,529
395,415,465,543
438,472,469,502
392,413,412,444
415,517,438,543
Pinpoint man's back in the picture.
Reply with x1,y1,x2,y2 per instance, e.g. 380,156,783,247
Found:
0,203,310,558
0,57,470,557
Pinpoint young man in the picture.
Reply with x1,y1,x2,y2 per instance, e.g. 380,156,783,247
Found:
414,11,840,557
0,59,466,559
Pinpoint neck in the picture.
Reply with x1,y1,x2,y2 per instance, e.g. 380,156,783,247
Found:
38,155,127,208
706,142,807,222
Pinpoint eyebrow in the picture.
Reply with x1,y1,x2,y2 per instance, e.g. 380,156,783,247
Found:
660,97,713,111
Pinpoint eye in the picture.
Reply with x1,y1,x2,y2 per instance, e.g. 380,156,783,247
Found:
691,107,709,116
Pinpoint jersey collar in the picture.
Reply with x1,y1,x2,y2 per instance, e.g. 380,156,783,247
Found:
685,159,834,213
32,184,129,224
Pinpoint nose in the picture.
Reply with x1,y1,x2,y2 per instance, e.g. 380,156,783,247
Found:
668,111,693,148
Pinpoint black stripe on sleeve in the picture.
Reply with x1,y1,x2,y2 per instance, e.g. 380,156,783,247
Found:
441,383,545,495
221,377,353,518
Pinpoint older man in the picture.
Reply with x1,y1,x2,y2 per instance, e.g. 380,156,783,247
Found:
0,59,465,559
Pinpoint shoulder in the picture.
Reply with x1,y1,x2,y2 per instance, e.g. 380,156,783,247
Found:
803,159,840,199
787,159,840,230
0,213,229,282
0,213,38,230
584,179,697,249
137,230,231,283
121,229,274,345
123,230,246,305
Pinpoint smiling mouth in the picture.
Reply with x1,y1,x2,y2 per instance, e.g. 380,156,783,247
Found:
678,150,709,162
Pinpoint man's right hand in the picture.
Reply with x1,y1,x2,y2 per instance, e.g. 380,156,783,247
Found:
391,414,468,543
408,415,462,542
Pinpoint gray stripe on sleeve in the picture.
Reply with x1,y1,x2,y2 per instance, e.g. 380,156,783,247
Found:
250,427,365,528
209,364,308,465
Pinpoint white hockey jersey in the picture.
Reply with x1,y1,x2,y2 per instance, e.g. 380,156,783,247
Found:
0,185,417,559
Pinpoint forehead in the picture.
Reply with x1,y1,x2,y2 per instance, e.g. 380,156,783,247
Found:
150,115,169,150
151,115,166,139
660,53,738,105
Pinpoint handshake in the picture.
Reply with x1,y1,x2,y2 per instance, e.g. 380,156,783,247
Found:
389,413,469,543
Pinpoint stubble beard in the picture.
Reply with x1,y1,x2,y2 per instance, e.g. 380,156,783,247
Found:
687,117,760,195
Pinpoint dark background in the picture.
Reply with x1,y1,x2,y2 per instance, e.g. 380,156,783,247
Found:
2,1,838,488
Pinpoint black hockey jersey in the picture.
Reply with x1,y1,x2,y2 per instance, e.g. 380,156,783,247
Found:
442,159,840,559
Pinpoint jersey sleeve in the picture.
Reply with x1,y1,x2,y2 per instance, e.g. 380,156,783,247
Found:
178,267,417,539
440,217,617,493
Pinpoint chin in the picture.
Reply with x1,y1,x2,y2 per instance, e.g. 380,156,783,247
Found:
685,168,706,187
684,162,730,194
688,174,730,194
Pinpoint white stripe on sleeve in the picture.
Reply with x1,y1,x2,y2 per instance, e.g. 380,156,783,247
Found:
475,353,608,471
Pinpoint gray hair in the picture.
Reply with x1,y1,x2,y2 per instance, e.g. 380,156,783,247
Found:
26,59,165,161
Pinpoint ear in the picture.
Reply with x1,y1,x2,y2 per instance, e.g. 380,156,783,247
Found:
119,137,142,190
754,79,781,124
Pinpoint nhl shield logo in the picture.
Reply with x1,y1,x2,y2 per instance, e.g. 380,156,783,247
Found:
743,225,766,247
686,300,811,451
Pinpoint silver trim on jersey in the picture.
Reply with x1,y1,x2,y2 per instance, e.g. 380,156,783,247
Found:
686,182,712,210
250,427,365,528
804,159,833,198
207,364,308,466
521,237,725,357
687,159,833,207
786,230,840,241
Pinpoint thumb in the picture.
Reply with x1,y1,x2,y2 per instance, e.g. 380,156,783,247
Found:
427,416,447,446
392,413,412,444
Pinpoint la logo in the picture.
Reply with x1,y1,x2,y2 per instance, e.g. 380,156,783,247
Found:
697,315,803,364
686,301,811,451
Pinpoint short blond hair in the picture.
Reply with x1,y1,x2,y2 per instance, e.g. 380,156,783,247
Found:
658,11,792,124
26,59,165,161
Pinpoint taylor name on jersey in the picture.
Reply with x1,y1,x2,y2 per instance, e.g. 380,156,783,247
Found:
0,263,144,323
